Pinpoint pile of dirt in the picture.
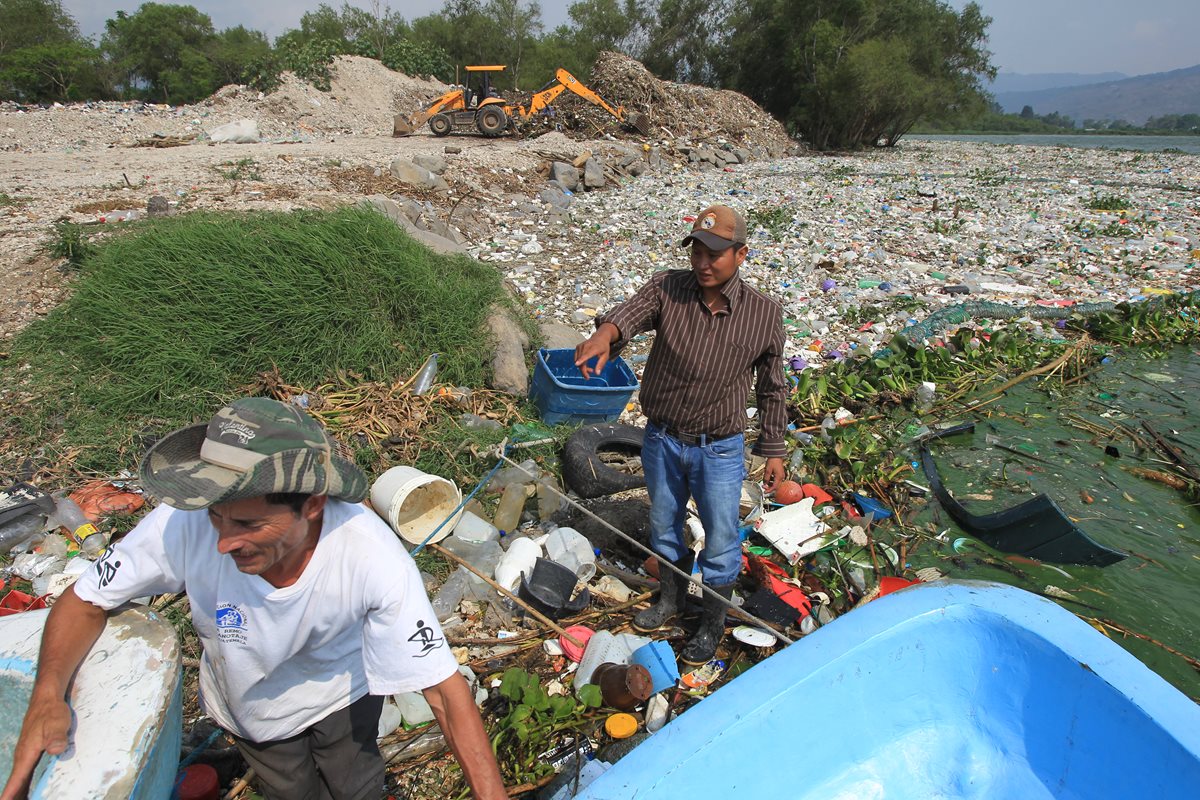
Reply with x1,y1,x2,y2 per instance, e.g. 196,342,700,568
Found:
586,51,793,157
200,56,450,138
0,57,449,152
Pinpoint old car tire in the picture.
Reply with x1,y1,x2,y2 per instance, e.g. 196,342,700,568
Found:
562,424,646,499
429,113,452,137
476,105,508,137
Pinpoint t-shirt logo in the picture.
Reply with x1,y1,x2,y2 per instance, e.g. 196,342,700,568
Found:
407,619,444,658
215,603,248,644
95,548,122,588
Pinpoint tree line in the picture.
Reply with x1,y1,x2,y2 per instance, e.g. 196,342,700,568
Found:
0,0,996,151
918,102,1200,135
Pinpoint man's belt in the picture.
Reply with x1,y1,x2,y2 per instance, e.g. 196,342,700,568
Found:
657,424,739,447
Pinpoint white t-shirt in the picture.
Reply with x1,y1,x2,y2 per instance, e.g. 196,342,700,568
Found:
73,499,458,742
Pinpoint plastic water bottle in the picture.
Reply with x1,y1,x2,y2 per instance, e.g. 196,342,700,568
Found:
0,513,46,553
492,481,531,535
412,354,439,395
52,497,107,557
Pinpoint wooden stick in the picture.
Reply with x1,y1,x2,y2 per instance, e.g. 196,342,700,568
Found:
1142,421,1200,483
223,768,255,800
431,543,584,649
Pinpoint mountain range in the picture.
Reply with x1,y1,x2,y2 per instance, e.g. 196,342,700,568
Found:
990,65,1200,125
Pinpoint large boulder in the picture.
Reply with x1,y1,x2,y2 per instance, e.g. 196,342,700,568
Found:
487,306,531,395
362,196,465,256
413,153,448,175
583,157,606,190
550,161,580,191
540,322,586,350
389,158,449,192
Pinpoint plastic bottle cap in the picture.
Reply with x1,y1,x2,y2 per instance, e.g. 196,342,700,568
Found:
605,713,639,739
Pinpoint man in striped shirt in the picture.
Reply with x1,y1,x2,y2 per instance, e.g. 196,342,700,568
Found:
574,204,787,665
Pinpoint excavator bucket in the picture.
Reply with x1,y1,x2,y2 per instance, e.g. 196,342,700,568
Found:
627,112,651,135
393,115,416,136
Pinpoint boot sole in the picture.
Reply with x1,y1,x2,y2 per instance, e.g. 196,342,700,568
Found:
631,617,678,634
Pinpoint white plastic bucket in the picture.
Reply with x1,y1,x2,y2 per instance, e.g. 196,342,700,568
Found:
370,466,464,545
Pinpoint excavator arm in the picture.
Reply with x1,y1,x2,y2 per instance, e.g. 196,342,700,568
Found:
518,69,650,134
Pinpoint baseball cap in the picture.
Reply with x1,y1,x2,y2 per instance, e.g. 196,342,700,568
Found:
139,397,368,511
680,205,747,250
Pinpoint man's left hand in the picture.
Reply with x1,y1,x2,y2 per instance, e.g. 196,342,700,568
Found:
763,457,786,494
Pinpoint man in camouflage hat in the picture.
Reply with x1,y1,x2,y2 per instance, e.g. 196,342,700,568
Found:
3,398,506,800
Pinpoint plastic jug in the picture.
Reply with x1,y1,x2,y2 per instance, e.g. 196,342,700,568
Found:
494,536,541,592
492,481,532,534
545,526,596,582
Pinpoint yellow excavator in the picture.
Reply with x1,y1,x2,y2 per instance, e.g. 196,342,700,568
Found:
393,65,650,138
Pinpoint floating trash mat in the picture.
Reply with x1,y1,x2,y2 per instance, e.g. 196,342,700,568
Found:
912,344,1200,699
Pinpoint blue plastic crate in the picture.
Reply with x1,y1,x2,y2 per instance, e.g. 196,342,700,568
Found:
530,348,639,426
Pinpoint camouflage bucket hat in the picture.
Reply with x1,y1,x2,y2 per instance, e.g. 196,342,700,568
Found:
140,397,368,511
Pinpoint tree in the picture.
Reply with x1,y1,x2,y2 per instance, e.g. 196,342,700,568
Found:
566,0,649,67
102,3,220,103
483,0,544,89
0,41,106,101
208,25,272,87
721,0,995,150
642,0,728,83
0,0,79,56
1020,104,1034,119
0,0,107,101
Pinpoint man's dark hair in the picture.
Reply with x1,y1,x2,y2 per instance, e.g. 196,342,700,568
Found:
264,492,312,513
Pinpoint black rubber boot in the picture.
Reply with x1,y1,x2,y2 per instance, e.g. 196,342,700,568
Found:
680,583,735,666
632,553,695,632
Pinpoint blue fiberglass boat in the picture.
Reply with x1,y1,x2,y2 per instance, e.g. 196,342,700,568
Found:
578,581,1200,799
0,605,182,799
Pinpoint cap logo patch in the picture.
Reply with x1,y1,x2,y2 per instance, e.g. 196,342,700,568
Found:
217,420,256,445
700,214,716,230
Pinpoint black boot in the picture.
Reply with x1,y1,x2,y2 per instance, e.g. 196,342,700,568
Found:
680,583,735,666
632,553,695,632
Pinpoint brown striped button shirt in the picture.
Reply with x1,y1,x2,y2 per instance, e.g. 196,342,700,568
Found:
598,269,788,459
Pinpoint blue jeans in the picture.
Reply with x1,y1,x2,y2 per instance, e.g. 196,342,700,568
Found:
642,421,746,585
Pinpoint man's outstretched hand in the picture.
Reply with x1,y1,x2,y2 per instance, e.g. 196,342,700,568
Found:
762,457,786,495
1,693,72,800
574,322,620,380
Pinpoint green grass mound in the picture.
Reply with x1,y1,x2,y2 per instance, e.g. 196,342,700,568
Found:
3,205,509,471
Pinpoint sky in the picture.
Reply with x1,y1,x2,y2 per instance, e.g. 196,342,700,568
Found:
62,0,1200,78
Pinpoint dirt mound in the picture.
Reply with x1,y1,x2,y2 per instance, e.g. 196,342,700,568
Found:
199,56,449,138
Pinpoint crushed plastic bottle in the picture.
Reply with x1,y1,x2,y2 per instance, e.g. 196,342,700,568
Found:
51,497,107,557
411,353,439,395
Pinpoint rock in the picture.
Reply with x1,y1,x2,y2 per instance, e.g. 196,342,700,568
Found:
626,161,646,177
444,145,462,154
539,184,572,210
732,148,751,164
146,195,170,216
413,153,448,175
487,307,530,395
550,161,580,191
583,158,606,190
362,196,465,255
540,322,586,350
389,158,449,191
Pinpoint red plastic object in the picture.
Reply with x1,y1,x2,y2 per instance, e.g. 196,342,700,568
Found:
176,764,220,800
878,577,919,597
0,590,49,617
774,480,804,505
800,483,834,505
559,625,595,662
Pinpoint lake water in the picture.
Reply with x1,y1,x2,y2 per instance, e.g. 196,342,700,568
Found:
913,345,1200,701
910,133,1200,155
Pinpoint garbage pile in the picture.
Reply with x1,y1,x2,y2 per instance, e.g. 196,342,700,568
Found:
587,51,792,158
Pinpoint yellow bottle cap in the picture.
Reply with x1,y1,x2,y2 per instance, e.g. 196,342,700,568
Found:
605,713,638,739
